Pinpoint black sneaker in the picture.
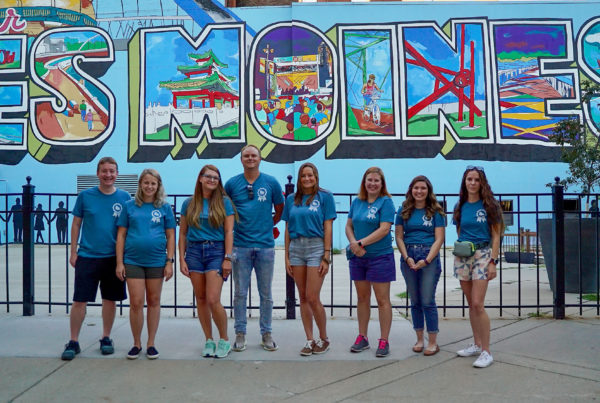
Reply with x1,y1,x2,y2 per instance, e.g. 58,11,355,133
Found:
99,337,114,355
61,340,81,360
146,346,159,360
127,346,141,360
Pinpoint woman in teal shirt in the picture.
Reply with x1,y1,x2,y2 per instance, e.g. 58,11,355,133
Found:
345,167,396,357
179,164,235,359
453,166,502,368
395,175,445,356
116,169,176,360
283,162,337,356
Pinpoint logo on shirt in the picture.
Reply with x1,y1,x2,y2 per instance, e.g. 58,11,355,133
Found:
112,203,122,218
422,215,433,227
367,206,378,220
309,199,320,212
257,187,268,202
476,209,487,223
151,209,162,223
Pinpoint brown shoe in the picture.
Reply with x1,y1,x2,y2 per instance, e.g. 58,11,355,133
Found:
412,343,424,353
313,339,330,355
423,345,440,356
300,340,315,356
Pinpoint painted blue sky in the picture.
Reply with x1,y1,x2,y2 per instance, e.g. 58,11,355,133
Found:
404,24,486,105
144,28,240,106
0,38,22,61
0,86,22,107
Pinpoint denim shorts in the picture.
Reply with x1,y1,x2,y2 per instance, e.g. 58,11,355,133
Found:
454,247,491,281
349,253,396,283
185,240,224,274
289,236,324,267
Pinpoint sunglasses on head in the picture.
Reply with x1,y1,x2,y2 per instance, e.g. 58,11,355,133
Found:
466,165,484,172
246,184,254,200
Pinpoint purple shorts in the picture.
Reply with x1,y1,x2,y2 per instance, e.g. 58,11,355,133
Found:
349,253,396,283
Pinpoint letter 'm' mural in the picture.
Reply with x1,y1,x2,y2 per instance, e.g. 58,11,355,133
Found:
1,1,600,166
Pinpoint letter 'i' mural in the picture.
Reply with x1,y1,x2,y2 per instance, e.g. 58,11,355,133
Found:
0,1,599,177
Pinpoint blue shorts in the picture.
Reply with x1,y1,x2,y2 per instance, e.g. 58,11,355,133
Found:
349,253,396,283
289,236,324,267
73,256,127,302
185,240,224,275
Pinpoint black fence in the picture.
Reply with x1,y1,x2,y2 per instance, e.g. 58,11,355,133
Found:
1,177,598,319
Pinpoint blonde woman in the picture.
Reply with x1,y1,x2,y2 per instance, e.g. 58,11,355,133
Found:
179,165,235,359
116,169,176,360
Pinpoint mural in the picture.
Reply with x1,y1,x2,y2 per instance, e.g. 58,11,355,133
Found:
0,1,599,167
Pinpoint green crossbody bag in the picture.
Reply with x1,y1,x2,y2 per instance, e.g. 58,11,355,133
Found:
453,241,476,257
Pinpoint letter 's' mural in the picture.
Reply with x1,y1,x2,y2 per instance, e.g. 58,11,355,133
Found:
0,1,599,168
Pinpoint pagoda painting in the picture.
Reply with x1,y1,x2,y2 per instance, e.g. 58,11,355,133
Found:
160,50,239,109
144,48,240,139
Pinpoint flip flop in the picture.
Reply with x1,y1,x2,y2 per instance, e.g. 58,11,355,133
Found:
412,343,424,353
424,345,440,356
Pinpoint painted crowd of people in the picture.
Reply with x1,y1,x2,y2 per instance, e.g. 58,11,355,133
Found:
61,151,502,369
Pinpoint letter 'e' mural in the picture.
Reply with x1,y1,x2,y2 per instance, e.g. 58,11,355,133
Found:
1,0,600,192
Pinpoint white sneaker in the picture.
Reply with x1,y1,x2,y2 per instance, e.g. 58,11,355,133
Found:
473,351,494,368
457,343,482,357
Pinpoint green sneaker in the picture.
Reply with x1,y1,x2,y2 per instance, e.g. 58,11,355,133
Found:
215,339,231,358
202,339,216,357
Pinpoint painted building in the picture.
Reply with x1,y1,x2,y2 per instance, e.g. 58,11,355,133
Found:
1,0,599,244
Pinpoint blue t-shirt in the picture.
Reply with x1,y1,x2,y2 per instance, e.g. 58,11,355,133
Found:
117,201,176,267
181,197,235,242
395,207,444,246
72,187,131,258
224,173,284,248
348,196,395,258
456,200,491,243
282,190,337,239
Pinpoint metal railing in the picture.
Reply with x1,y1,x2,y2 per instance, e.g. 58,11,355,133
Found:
1,177,598,319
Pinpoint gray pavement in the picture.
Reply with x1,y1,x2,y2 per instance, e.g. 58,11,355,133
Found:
0,313,599,402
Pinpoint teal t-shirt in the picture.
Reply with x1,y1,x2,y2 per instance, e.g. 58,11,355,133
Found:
456,200,491,243
181,197,234,242
224,173,284,248
117,201,176,267
395,207,445,246
282,190,337,239
72,187,131,258
348,196,395,258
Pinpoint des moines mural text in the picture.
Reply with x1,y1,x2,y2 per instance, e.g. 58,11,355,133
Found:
1,2,600,165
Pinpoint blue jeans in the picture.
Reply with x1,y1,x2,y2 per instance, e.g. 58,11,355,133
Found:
400,245,441,333
232,246,275,335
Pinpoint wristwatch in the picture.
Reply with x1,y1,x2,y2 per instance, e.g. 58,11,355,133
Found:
166,257,175,263
224,253,233,261
490,258,499,265
357,240,363,247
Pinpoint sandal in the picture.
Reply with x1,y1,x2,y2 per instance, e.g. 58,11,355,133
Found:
412,343,424,353
423,345,440,356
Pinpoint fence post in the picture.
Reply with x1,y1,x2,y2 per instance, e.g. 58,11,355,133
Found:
284,175,296,320
552,177,565,319
22,176,35,316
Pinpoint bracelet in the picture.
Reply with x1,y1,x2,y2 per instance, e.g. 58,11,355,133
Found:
424,258,431,265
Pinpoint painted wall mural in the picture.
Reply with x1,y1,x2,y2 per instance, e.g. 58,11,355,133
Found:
0,1,600,168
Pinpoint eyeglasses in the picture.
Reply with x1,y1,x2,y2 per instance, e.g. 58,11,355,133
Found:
201,174,220,182
246,184,254,200
466,165,484,172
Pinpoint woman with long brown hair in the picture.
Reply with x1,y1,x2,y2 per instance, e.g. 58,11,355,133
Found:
179,165,235,359
453,166,502,368
395,175,445,356
283,162,336,356
345,167,396,357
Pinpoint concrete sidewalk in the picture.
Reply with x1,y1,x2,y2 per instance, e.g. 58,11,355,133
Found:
0,314,598,402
